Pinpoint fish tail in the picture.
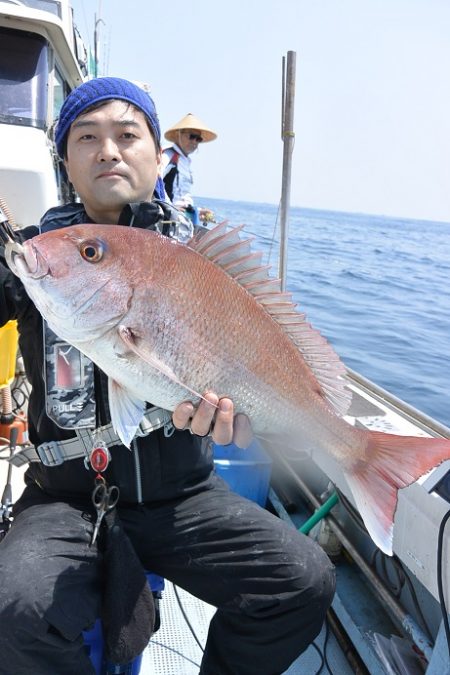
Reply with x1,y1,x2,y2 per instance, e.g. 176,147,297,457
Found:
344,431,450,556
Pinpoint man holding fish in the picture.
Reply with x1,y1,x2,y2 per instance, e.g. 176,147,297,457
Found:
0,78,335,674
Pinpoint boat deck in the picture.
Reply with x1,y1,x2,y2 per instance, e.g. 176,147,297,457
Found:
142,581,355,675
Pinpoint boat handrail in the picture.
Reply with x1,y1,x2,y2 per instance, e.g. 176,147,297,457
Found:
345,366,450,439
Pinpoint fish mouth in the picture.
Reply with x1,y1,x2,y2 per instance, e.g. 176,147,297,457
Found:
6,240,49,280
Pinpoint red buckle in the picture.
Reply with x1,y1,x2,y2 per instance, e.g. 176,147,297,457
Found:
89,444,110,473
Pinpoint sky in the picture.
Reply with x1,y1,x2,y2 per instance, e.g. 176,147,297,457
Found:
69,0,450,222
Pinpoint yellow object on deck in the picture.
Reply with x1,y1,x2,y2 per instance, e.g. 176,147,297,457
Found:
0,320,19,388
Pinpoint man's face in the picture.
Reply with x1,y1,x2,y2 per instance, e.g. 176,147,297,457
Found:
177,129,203,156
64,100,161,223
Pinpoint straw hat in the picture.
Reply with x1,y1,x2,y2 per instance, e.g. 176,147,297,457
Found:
164,113,217,143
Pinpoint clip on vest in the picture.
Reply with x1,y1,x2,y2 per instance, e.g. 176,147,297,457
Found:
85,438,111,474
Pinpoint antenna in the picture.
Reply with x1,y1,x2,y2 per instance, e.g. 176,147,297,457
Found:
94,12,105,77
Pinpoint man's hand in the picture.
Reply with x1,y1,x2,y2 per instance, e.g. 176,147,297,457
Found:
172,392,253,448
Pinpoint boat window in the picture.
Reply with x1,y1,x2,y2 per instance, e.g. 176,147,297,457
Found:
0,27,49,129
1,0,61,18
72,22,89,78
53,67,69,119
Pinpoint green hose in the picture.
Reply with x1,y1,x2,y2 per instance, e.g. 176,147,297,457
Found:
299,491,339,534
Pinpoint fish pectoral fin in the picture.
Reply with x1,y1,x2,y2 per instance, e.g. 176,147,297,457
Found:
108,378,146,448
118,325,212,404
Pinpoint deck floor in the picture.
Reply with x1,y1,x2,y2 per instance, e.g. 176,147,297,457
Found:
141,582,355,674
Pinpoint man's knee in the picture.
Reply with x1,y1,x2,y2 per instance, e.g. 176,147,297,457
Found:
0,584,40,648
292,542,336,624
310,553,336,615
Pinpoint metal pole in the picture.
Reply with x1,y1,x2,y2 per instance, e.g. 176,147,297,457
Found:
278,51,296,290
94,13,98,78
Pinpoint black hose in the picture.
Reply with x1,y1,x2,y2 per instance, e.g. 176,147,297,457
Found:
436,509,450,659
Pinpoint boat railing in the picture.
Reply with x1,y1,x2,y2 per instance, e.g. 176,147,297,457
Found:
345,366,450,439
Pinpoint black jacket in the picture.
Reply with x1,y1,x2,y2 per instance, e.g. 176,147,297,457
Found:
0,201,214,503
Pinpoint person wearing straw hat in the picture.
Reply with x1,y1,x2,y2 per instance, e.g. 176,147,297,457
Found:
162,112,217,223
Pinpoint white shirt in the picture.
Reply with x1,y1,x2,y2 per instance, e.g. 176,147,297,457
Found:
161,143,194,208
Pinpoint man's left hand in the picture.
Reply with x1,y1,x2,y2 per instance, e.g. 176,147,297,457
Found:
172,392,253,448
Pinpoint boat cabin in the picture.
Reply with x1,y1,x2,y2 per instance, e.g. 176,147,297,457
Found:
0,0,87,227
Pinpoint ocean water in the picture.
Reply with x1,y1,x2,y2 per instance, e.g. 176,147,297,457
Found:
199,196,450,429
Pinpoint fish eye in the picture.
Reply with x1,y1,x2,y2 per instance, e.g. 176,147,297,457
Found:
80,240,104,263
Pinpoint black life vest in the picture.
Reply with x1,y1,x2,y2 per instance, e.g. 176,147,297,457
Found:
163,150,180,201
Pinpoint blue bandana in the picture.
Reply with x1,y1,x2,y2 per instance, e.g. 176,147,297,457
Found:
54,77,165,200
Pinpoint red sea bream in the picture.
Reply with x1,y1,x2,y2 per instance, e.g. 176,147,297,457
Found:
6,222,450,555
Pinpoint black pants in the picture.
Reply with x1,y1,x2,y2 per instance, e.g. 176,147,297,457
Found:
0,476,335,675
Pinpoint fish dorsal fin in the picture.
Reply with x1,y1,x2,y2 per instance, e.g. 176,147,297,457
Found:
189,223,351,416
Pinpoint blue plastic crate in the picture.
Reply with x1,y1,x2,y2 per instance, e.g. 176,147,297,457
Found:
213,440,272,507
